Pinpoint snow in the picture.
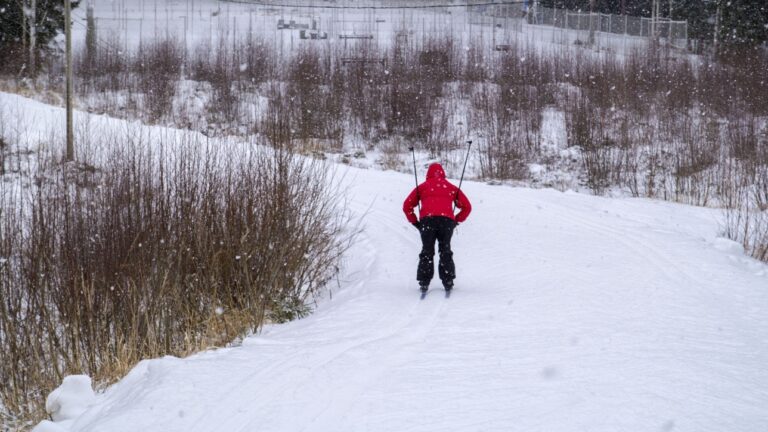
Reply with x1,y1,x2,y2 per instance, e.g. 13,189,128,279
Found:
32,157,768,432
3,2,765,429
30,422,68,432
43,376,96,424
2,87,767,431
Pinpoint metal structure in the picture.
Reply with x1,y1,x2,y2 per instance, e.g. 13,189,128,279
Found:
529,5,688,49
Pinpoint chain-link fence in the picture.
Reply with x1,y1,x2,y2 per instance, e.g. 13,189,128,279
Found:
529,6,687,49
463,2,524,33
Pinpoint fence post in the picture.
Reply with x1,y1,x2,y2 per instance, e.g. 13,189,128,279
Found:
609,13,612,34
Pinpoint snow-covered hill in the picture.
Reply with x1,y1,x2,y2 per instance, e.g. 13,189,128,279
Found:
34,158,768,432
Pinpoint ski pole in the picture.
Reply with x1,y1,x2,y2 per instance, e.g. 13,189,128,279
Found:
458,140,472,193
408,146,420,212
454,140,472,212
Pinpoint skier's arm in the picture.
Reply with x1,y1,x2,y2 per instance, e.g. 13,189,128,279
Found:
454,189,472,223
402,187,420,224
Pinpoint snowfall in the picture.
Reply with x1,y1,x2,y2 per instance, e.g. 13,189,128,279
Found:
1,0,766,431
10,82,765,431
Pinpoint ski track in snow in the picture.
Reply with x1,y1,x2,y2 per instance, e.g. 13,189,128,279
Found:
5,84,767,432
50,165,768,432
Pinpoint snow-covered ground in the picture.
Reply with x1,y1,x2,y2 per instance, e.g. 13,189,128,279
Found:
3,2,763,430
16,89,766,430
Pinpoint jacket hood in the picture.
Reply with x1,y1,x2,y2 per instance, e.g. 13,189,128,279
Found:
426,163,446,180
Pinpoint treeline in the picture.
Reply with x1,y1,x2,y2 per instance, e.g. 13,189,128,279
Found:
0,0,79,75
539,0,768,47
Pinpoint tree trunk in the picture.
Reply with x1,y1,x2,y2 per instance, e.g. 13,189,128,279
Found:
713,0,721,57
21,0,27,55
29,0,37,76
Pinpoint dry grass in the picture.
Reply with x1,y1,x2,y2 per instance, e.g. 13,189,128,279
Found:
0,137,353,429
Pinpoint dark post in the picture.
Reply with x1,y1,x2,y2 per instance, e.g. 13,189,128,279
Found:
65,0,74,162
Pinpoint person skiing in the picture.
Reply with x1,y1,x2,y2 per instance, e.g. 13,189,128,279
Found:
403,163,472,294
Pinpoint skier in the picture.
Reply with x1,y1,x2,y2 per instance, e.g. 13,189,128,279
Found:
403,163,472,294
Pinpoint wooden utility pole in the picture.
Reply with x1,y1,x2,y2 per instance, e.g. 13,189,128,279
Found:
588,0,596,45
65,0,74,161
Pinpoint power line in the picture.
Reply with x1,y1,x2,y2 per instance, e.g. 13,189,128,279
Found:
223,0,527,10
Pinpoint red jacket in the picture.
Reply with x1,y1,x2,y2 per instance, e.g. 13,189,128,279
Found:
403,163,472,224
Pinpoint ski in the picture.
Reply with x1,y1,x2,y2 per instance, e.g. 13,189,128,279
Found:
419,288,452,299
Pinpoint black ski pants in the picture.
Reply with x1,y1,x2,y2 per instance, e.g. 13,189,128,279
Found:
416,216,456,285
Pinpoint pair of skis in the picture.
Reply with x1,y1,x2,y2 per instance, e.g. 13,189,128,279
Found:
420,288,452,300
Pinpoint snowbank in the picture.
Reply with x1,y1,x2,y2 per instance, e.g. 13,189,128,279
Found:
39,375,95,427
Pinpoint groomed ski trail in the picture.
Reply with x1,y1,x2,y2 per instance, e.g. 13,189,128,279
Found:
54,167,768,432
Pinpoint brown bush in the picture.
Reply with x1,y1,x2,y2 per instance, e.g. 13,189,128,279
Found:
0,140,352,427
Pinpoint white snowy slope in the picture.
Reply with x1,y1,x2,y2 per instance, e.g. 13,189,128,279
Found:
38,166,768,432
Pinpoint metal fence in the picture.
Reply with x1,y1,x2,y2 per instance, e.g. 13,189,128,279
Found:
529,6,688,49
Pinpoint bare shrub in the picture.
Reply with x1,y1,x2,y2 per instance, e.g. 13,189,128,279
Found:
388,40,433,140
661,58,695,114
190,36,241,124
133,38,184,121
238,36,276,85
342,44,386,141
379,138,405,171
425,100,457,161
564,95,625,194
74,34,132,120
695,58,736,118
262,88,294,149
0,137,5,176
621,48,663,116
473,87,531,181
718,47,768,116
0,141,352,426
419,37,455,98
325,55,346,149
723,164,768,262
287,48,335,142
668,117,719,205
728,116,767,167
462,38,487,84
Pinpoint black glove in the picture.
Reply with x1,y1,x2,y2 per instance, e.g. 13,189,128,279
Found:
412,221,421,230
